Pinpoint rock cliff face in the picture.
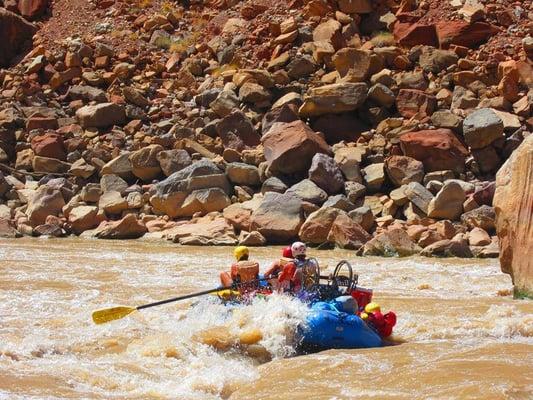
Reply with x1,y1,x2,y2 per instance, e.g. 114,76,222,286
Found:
494,135,533,297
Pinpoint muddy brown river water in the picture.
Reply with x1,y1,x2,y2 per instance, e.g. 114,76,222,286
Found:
0,238,532,399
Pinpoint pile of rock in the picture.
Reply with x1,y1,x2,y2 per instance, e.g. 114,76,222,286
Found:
0,0,532,259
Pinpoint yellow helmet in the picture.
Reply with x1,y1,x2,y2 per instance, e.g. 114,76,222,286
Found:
364,302,381,313
234,246,249,261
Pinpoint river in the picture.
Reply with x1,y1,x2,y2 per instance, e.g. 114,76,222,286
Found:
0,238,531,399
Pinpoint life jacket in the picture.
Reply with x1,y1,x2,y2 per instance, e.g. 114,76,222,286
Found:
296,258,318,291
367,311,396,338
279,257,293,267
278,262,297,285
351,287,373,313
231,260,260,283
278,258,318,293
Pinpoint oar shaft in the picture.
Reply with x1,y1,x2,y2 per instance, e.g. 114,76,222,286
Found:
136,287,222,310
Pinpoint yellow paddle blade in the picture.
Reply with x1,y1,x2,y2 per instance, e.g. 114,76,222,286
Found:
92,306,136,325
210,289,241,300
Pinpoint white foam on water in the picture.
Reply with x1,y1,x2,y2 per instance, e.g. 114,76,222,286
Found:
1,286,310,399
394,303,533,343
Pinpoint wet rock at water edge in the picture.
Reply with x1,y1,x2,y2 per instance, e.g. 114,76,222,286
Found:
93,214,147,239
494,135,533,297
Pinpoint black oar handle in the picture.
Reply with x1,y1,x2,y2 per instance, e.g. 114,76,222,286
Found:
136,287,222,310
134,273,289,312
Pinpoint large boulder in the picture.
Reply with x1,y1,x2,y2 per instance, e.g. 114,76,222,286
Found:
436,21,497,49
299,207,343,244
250,192,303,242
419,48,459,74
462,108,504,149
26,185,65,227
223,194,263,232
70,158,96,179
494,135,533,297
322,194,356,212
226,162,261,186
400,129,469,173
216,110,260,151
76,103,126,128
405,182,434,215
334,147,365,183
32,156,70,174
286,179,328,205
332,48,371,83
0,8,37,67
66,85,107,103
308,153,344,194
313,18,344,50
31,133,66,161
165,214,237,245
385,156,424,187
100,174,128,194
327,213,371,250
262,104,299,135
101,153,134,180
461,205,496,233
427,181,465,220
261,120,331,175
362,228,421,257
177,188,231,217
129,144,163,181
261,177,288,194
98,191,129,215
157,149,192,177
94,214,147,239
393,22,438,47
396,89,437,119
299,83,368,118
150,159,231,218
348,205,374,232
363,163,385,192
420,237,473,258
68,205,101,235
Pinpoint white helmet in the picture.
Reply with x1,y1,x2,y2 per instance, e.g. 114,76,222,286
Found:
291,241,307,257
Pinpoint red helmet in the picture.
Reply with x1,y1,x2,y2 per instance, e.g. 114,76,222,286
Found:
282,246,293,258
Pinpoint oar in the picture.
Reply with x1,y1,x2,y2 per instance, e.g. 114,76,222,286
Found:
92,286,223,325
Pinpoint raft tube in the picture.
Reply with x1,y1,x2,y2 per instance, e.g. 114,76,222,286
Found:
299,301,383,349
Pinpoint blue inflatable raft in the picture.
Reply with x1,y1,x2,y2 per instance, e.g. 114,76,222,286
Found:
299,301,383,349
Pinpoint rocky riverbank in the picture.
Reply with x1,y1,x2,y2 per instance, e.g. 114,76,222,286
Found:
0,0,532,259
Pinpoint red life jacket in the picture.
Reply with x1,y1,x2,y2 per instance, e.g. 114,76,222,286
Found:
368,311,397,338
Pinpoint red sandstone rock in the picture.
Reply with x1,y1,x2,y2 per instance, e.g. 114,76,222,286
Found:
396,89,436,119
393,22,438,47
436,21,498,49
399,129,468,173
31,133,67,161
261,120,331,175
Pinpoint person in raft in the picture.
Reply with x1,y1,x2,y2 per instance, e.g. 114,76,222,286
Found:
277,242,319,294
360,302,397,338
263,246,294,290
219,246,260,293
